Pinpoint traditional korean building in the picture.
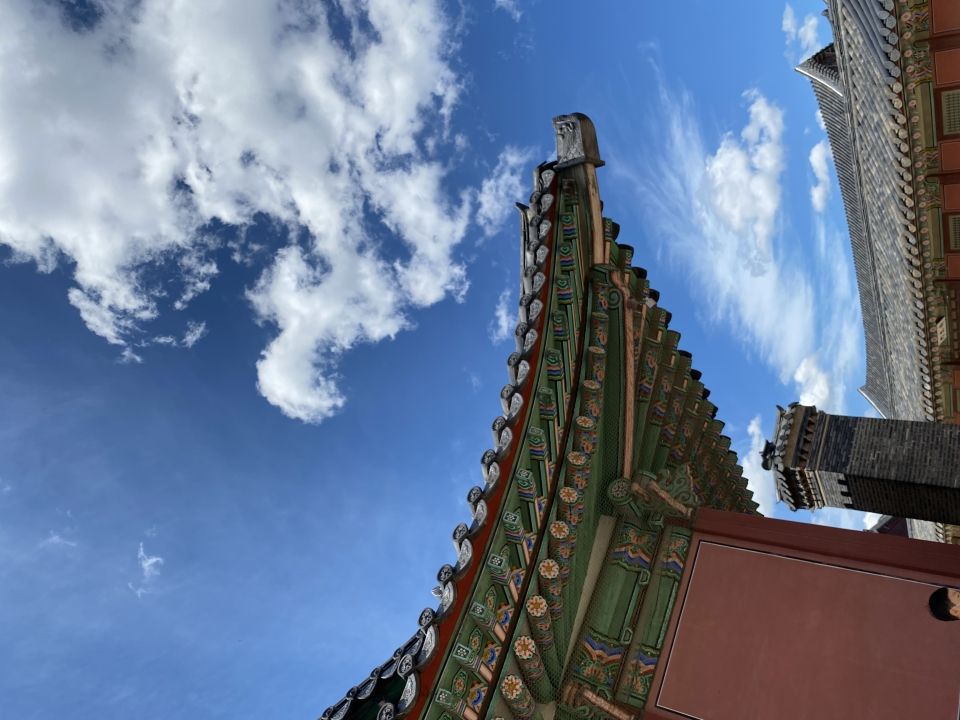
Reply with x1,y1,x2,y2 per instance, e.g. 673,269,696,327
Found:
318,115,960,720
796,0,960,543
318,114,757,720
761,402,960,525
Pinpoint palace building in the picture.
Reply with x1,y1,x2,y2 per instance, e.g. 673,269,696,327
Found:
319,114,960,720
796,0,960,542
761,402,960,524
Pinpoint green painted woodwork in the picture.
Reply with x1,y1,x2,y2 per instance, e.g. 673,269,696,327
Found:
423,150,752,719
331,119,757,720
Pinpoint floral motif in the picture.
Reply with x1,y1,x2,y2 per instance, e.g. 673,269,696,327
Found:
526,595,548,616
514,635,536,659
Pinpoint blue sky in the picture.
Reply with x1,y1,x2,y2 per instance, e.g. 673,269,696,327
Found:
0,1,879,718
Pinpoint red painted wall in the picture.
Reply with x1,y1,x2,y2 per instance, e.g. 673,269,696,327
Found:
933,0,960,35
941,140,960,172
646,511,960,720
935,48,960,87
944,182,960,212
946,253,960,279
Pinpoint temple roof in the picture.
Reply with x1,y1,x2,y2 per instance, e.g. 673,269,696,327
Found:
319,114,757,720
795,11,933,422
795,43,842,95
793,4,955,542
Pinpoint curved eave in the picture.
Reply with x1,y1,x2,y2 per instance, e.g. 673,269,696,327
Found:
801,15,936,421
320,166,561,720
401,166,561,720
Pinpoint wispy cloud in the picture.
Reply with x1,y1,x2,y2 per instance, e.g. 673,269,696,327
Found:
118,348,143,365
809,507,877,531
493,0,522,22
488,288,514,344
798,14,821,58
476,146,536,238
138,544,163,580
38,531,78,549
151,320,206,349
782,3,822,61
181,320,207,348
128,542,164,599
635,86,804,385
782,4,798,40
630,71,861,416
0,2,471,425
809,139,832,213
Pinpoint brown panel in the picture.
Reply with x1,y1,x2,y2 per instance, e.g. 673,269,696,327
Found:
933,0,960,34
943,182,960,211
645,512,960,720
654,543,960,720
948,254,960,279
943,140,960,171
935,48,960,86
691,508,960,578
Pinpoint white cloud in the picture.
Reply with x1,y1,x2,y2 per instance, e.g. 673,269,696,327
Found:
477,146,535,238
809,507,878,531
152,320,205,348
632,77,862,417
494,0,522,22
174,250,219,312
637,87,808,375
0,1,471,424
138,543,163,580
809,138,832,213
782,4,822,61
181,320,207,348
488,287,514,344
38,531,78,549
468,372,481,391
794,356,831,407
782,4,798,42
741,415,776,516
129,542,164,598
119,348,143,365
704,91,784,261
798,14,821,58
248,244,405,423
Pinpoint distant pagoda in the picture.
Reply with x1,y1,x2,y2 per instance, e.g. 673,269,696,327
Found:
762,402,960,524
320,114,757,720
796,0,960,542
